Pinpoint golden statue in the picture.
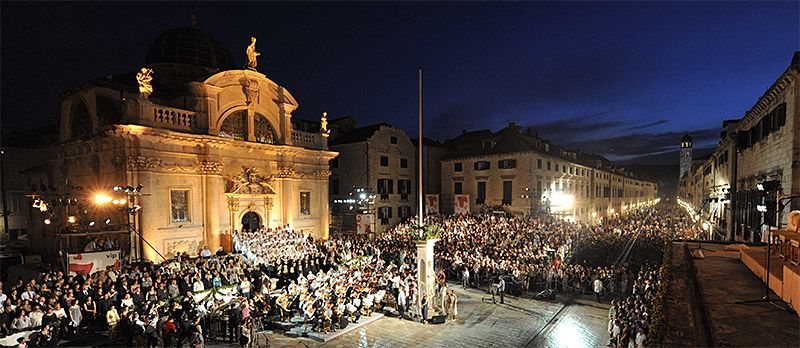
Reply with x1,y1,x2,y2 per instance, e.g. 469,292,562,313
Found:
136,67,153,97
246,36,260,71
321,112,330,135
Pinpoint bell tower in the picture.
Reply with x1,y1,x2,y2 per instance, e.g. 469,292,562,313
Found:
680,133,693,180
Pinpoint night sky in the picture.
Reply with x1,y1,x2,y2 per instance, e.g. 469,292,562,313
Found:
2,2,797,162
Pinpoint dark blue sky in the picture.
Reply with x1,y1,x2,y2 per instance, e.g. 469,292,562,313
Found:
2,2,797,162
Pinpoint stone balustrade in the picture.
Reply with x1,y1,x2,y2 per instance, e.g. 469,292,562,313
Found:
152,105,197,131
292,129,326,149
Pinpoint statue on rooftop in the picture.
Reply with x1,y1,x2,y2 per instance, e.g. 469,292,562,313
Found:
321,112,330,135
136,67,153,99
246,36,261,71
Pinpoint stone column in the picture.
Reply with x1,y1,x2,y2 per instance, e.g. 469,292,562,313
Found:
415,239,438,303
200,161,224,252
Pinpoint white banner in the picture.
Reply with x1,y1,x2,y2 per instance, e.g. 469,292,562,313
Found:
425,194,440,214
67,250,121,275
454,194,470,215
356,214,373,234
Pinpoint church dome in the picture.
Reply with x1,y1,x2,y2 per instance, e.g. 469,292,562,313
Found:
145,27,234,72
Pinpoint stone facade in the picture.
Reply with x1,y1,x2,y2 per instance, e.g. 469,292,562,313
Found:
679,51,799,242
27,27,336,261
329,124,416,234
440,125,657,222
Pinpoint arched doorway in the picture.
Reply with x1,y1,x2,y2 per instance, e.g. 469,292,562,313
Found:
241,212,261,232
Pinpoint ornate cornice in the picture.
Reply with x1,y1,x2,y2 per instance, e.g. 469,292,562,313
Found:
127,156,218,174
739,71,795,129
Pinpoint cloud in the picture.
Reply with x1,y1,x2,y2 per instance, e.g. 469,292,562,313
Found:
569,127,720,160
426,103,496,139
525,110,621,136
622,119,668,131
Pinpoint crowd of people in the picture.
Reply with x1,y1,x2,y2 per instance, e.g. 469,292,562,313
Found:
0,202,701,347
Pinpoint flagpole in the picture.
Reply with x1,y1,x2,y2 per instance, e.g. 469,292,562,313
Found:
418,67,424,230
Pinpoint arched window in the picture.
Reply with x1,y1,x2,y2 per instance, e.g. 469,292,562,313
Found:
254,114,277,144
219,111,246,140
70,99,92,139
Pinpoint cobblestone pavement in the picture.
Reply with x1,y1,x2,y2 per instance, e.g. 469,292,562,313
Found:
263,286,611,348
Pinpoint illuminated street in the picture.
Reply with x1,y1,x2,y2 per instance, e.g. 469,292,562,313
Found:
262,287,610,348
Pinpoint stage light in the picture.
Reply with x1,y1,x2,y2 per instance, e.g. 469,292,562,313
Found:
757,204,768,213
105,218,112,225
119,198,126,204
67,216,77,224
94,193,113,205
88,221,96,227
702,222,710,230
359,193,367,200
44,219,51,225
112,199,120,205
591,211,597,218
549,191,574,211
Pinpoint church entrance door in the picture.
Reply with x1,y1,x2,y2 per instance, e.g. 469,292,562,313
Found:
241,212,261,232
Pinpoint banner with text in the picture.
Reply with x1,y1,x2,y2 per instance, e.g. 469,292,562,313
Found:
425,194,440,215
67,250,121,275
454,194,470,215
356,214,373,234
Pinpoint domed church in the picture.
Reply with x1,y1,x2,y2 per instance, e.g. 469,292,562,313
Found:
51,26,336,261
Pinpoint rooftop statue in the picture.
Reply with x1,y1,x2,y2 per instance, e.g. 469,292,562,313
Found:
321,112,330,135
246,36,260,71
136,67,154,98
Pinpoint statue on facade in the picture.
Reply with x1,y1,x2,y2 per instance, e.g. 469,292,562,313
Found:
136,67,154,99
320,112,330,135
229,166,275,194
246,36,260,71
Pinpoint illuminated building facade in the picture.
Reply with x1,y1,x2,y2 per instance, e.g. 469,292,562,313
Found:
440,123,658,221
34,27,336,261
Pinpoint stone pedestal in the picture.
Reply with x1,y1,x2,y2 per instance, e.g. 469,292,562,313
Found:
415,239,439,301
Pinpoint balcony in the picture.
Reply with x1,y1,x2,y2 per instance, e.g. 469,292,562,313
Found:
291,130,327,150
152,106,198,131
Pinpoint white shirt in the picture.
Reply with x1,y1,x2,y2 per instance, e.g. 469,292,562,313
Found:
29,311,44,327
593,279,604,293
193,281,205,293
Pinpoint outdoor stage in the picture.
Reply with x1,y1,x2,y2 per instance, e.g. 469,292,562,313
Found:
739,244,800,316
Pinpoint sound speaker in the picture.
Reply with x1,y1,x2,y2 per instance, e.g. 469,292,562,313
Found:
339,316,349,329
430,315,446,324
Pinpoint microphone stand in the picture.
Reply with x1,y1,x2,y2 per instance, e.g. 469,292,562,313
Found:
735,192,792,311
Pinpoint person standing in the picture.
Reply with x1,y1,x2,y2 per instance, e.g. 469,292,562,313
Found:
448,290,458,321
498,276,506,304
420,293,429,324
462,267,470,288
593,277,604,303
161,317,177,348
396,287,407,318
106,306,120,339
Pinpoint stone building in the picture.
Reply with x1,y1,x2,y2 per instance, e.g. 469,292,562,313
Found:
414,137,450,201
679,51,798,242
440,123,657,221
680,133,693,180
30,26,336,261
732,51,798,240
328,123,416,234
0,125,57,253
